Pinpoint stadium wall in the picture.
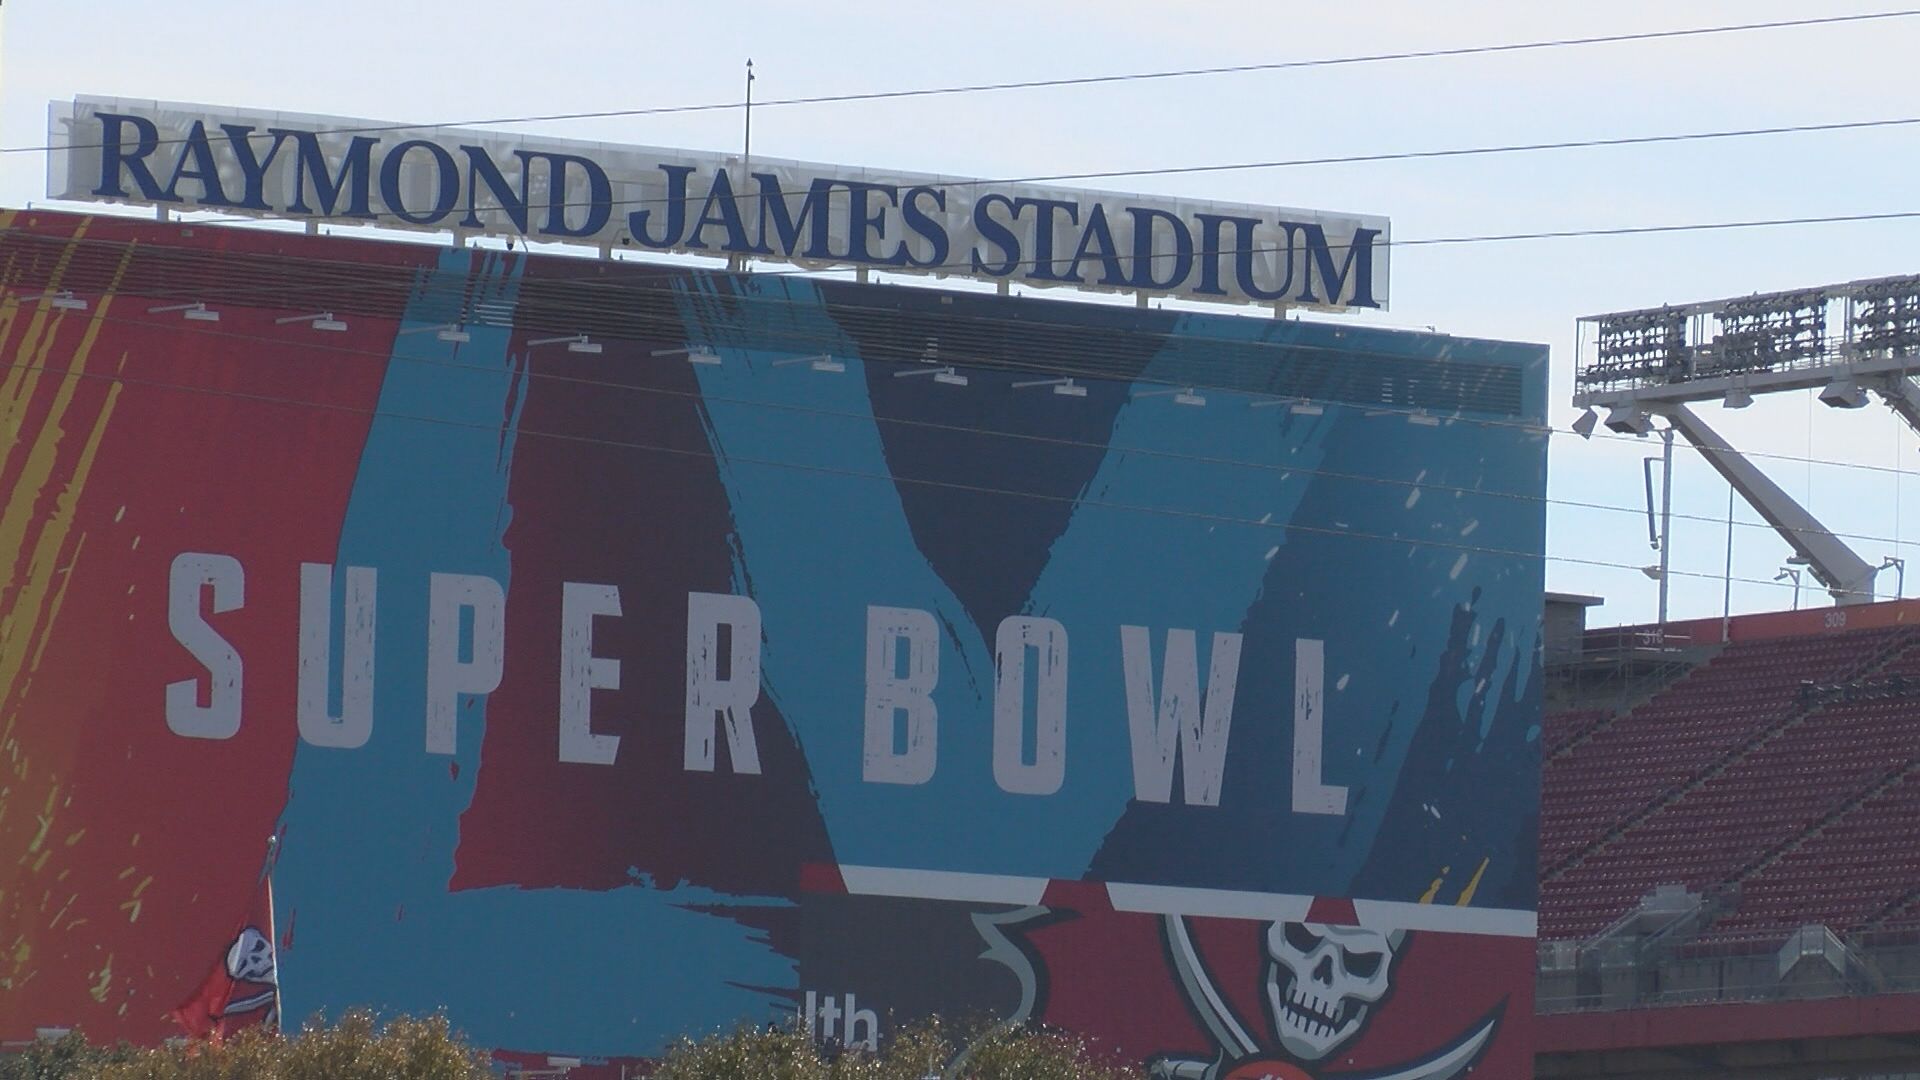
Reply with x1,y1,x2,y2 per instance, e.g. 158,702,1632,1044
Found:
0,210,1546,1077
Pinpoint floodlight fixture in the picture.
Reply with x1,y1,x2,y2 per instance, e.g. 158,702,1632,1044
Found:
651,346,722,365
1723,384,1753,409
399,323,470,342
1137,386,1207,407
1603,404,1654,435
1250,398,1325,415
1818,378,1867,409
894,365,969,387
1882,555,1906,597
529,333,602,354
276,311,348,332
1852,275,1920,354
1775,566,1804,609
19,290,87,311
149,301,219,322
1012,376,1087,397
1572,408,1600,438
1640,565,1663,581
771,353,845,373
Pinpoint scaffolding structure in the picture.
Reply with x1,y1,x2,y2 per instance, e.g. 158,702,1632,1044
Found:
1575,274,1920,606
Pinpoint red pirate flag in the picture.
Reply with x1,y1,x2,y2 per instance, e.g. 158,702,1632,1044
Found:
171,862,280,1040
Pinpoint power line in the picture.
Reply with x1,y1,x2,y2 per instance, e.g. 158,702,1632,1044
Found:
1003,116,1920,188
5,291,1920,552
6,9,1917,156
0,352,1827,594
1396,209,1920,248
86,199,1920,291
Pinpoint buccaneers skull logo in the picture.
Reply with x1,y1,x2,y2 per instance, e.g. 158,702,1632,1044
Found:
1153,915,1497,1080
1265,922,1401,1061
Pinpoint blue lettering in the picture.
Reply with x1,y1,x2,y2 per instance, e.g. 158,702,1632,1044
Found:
218,125,293,211
1063,204,1126,286
897,186,949,269
273,129,379,219
1128,207,1193,291
1199,213,1292,302
91,112,171,201
627,164,696,249
161,121,231,207
530,153,611,238
1291,222,1382,309
751,174,840,259
1013,197,1079,282
683,169,753,252
379,140,460,225
1192,213,1237,297
969,194,1021,275
459,146,529,233
845,181,905,266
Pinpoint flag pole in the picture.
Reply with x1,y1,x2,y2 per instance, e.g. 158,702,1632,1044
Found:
264,834,282,1033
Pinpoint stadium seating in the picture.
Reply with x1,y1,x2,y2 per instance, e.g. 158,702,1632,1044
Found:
1540,624,1920,944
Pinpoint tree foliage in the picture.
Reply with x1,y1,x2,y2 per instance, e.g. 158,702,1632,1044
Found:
3,1013,1140,1080
649,1018,1143,1080
1,1013,488,1080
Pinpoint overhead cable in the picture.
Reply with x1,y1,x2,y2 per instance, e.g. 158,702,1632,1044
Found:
4,9,1916,155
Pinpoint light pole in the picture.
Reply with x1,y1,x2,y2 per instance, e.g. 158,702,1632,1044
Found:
1775,567,1803,611
1641,425,1675,626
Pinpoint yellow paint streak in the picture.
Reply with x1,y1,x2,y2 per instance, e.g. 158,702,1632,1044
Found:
118,899,140,923
0,222,132,1001
0,212,89,491
87,954,111,1002
28,533,88,676
0,225,124,761
26,785,57,852
0,352,124,714
1418,865,1451,904
1455,857,1491,907
129,875,151,897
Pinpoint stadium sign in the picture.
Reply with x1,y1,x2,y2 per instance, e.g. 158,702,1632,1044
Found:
48,96,1390,311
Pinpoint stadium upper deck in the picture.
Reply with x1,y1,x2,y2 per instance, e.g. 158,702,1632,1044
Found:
1543,598,1920,948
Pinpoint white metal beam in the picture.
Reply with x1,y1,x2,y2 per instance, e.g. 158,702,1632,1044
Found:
1658,404,1877,606
1867,373,1920,437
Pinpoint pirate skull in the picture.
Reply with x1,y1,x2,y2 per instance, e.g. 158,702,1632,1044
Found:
1263,921,1403,1061
225,927,276,984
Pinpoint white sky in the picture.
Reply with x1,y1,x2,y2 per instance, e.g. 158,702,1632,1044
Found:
6,0,1920,628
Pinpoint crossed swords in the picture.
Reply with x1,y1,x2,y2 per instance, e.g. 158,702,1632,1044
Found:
1155,914,1496,1080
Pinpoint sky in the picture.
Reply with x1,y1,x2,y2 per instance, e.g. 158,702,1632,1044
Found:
5,0,1920,629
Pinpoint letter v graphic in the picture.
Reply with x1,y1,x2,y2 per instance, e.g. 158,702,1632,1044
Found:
672,274,1332,879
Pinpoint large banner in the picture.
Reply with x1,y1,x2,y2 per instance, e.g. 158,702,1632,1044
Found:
0,210,1543,1079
